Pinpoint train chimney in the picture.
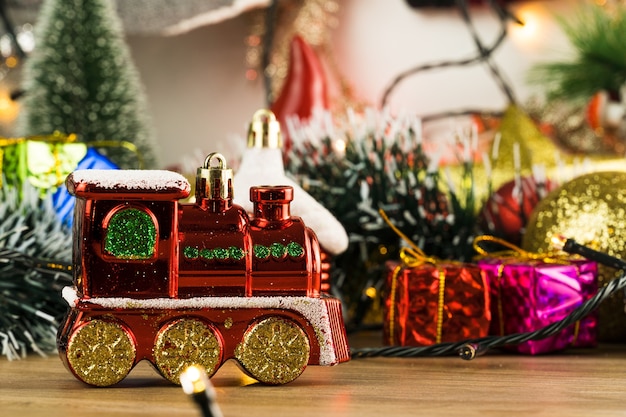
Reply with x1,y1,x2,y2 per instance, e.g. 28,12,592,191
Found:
250,185,293,228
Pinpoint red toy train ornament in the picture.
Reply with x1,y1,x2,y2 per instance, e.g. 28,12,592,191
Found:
57,152,350,386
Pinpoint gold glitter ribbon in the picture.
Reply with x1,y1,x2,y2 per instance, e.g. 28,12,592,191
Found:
473,235,569,264
495,263,506,336
380,209,447,345
572,321,580,346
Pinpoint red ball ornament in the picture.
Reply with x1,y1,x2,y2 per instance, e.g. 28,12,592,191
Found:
479,176,556,246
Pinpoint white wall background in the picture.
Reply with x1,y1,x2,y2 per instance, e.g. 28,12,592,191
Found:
123,0,578,168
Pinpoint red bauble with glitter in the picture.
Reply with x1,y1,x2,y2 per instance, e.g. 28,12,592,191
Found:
479,176,556,246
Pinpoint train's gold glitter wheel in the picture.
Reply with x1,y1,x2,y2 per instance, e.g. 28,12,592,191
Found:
235,316,310,385
523,171,626,341
66,319,136,387
154,318,223,384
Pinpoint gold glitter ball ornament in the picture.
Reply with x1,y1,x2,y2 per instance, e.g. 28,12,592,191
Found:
235,316,310,385
522,171,626,341
67,319,136,386
154,318,223,385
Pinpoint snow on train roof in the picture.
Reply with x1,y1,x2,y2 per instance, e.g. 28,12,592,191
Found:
68,169,191,199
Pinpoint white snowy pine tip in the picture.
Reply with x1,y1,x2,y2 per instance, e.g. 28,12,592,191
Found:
62,287,341,366
1,331,26,361
423,175,435,190
491,132,502,160
70,169,191,193
482,151,492,180
531,164,546,184
444,167,456,195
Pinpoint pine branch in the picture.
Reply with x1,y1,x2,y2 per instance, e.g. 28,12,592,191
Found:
0,182,72,360
529,5,626,102
284,110,482,327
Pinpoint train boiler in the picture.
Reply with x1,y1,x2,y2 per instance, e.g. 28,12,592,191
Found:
57,152,350,386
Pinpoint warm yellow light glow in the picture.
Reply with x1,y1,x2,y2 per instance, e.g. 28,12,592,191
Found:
180,365,207,394
0,89,19,124
550,235,567,250
365,287,377,299
239,372,258,386
516,13,537,39
508,6,547,50
333,138,346,155
5,56,17,68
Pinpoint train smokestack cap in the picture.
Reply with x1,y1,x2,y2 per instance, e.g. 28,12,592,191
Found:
251,185,294,223
196,152,233,201
247,109,282,149
250,185,294,204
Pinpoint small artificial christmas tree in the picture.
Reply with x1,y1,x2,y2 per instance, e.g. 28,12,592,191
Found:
16,0,158,169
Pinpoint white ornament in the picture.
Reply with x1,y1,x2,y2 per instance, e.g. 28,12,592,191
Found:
233,109,349,256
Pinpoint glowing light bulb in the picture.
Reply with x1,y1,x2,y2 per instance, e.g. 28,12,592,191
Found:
508,6,548,50
180,365,205,395
180,365,223,417
333,138,347,157
515,12,537,40
0,89,19,124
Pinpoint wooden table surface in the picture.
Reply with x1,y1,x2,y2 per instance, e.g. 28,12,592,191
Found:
3,333,626,417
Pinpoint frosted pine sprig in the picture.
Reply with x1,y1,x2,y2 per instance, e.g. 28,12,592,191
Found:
0,182,72,360
284,108,481,326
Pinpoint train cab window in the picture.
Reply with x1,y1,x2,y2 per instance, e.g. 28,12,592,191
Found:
104,207,157,260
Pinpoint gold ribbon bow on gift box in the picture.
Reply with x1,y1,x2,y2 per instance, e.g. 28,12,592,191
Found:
0,132,82,189
0,132,143,191
380,209,450,344
473,235,568,264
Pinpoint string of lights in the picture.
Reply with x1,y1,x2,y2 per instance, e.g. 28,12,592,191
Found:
351,237,626,360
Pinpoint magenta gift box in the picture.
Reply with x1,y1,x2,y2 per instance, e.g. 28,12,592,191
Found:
477,258,597,354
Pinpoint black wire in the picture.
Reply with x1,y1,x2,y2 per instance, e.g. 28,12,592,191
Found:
351,266,626,359
422,108,503,122
456,0,517,104
380,0,518,108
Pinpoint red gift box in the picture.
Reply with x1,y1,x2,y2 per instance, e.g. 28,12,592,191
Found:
383,248,491,346
474,236,598,354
